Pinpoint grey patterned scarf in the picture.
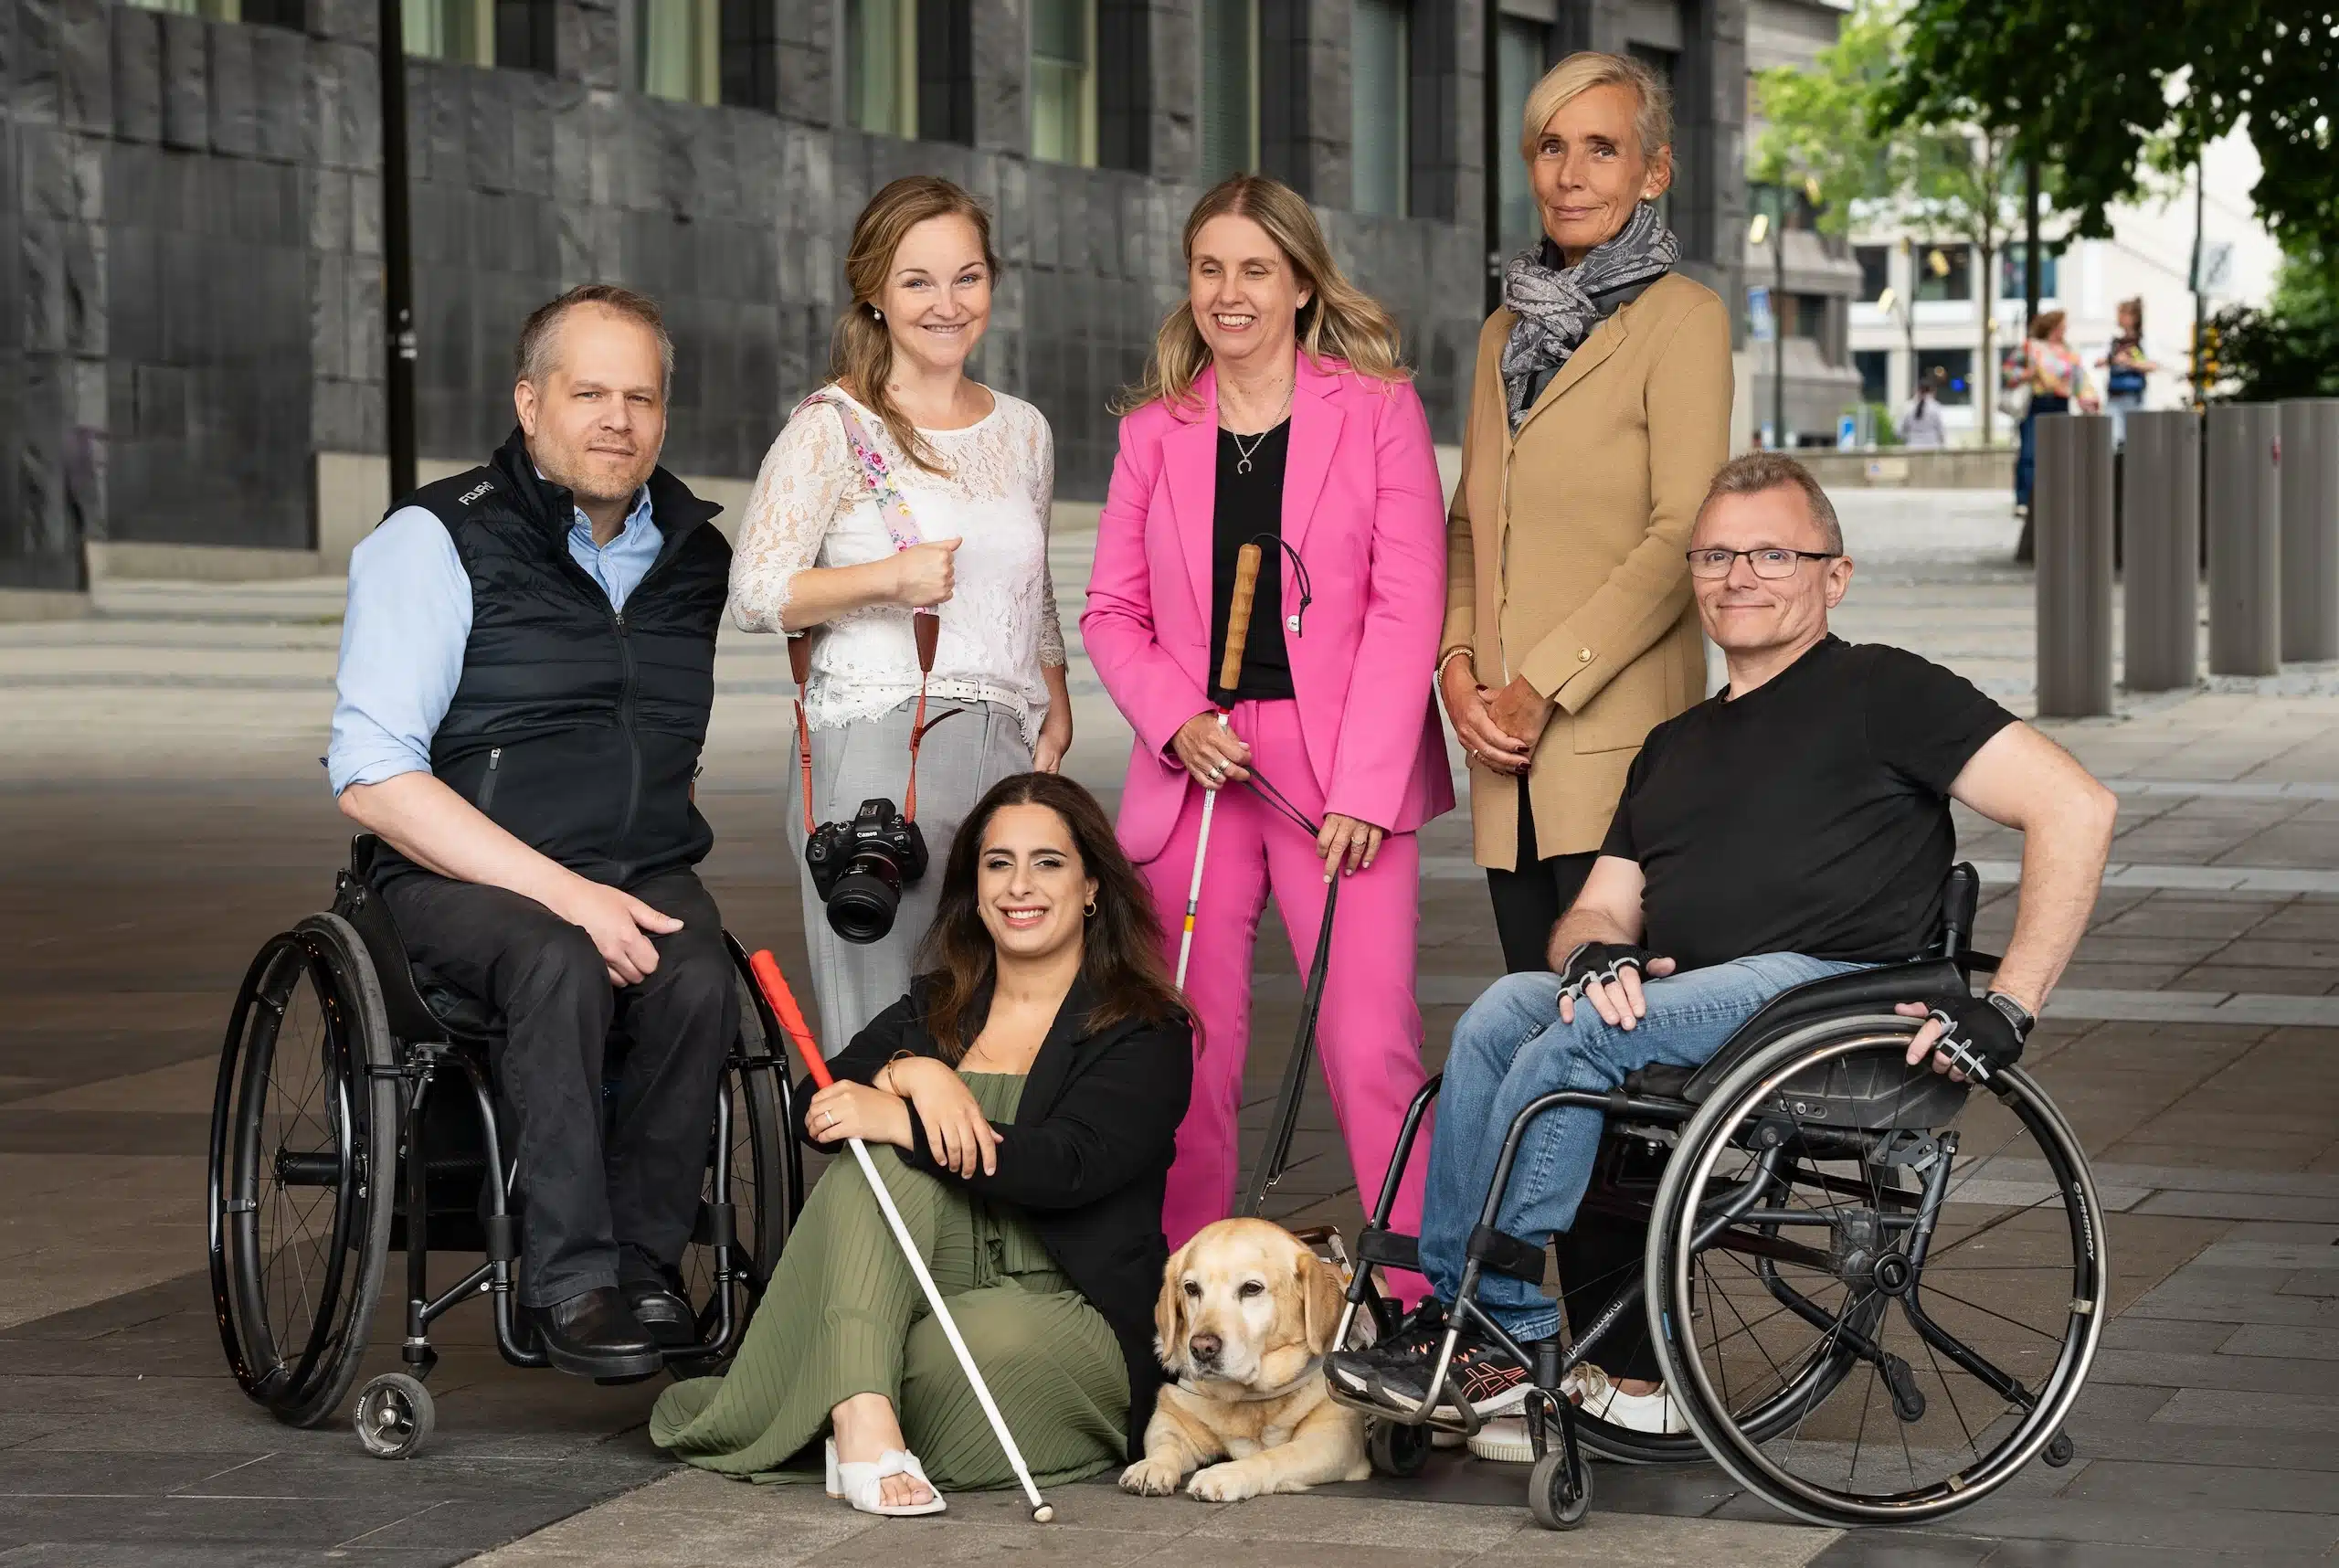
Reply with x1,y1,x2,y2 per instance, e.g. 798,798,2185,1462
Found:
1500,201,1680,430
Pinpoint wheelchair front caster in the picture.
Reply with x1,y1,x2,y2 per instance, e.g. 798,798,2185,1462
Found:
1367,1419,1433,1478
2043,1429,2076,1467
354,1372,435,1459
1528,1447,1592,1530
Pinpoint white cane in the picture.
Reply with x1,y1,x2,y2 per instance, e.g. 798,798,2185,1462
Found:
1174,543,1264,989
748,950,1057,1523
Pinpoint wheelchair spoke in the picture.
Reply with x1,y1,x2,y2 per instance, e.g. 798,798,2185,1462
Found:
1916,1324,1984,1463
1908,1280,2069,1346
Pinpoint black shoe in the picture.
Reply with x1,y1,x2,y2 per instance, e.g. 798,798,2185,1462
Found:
1329,1315,1529,1421
623,1280,696,1348
525,1287,664,1381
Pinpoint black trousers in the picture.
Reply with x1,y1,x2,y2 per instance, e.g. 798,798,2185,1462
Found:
383,865,737,1308
1483,790,1663,1381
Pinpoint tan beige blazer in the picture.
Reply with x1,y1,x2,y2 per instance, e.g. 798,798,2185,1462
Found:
1444,271,1733,869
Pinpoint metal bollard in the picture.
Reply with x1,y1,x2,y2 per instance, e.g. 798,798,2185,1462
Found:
2122,409,2201,692
2035,412,2116,716
2279,398,2339,662
2206,403,2283,676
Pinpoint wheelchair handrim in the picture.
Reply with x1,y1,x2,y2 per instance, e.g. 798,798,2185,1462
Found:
1652,1022,2107,1527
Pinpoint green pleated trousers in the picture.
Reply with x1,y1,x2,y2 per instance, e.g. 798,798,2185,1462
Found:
650,1075,1128,1489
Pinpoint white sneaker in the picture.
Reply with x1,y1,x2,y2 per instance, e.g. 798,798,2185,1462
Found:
1572,1365,1689,1436
1465,1414,1534,1463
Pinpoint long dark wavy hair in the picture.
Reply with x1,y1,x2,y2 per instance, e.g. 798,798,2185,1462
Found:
915,773,1188,1061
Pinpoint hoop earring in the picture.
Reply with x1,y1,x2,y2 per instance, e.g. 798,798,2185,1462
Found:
1084,898,1098,919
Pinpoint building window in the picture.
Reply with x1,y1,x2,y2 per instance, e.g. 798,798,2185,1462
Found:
1790,292,1828,343
1924,347,1974,406
1199,0,1259,185
1032,0,1097,164
1854,349,1890,404
1497,16,1549,254
637,0,720,101
1915,243,1974,303
1350,0,1410,216
127,0,305,24
847,0,918,136
403,0,495,63
1999,243,2061,302
1855,244,1890,303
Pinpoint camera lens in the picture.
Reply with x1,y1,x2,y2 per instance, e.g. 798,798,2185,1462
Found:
826,850,904,944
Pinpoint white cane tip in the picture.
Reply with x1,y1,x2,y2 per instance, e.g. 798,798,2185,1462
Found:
1032,1504,1055,1524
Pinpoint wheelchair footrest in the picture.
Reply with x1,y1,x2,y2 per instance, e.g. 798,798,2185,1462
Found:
1467,1224,1547,1286
1355,1228,1420,1274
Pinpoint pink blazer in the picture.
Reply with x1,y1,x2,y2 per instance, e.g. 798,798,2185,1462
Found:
1084,352,1455,865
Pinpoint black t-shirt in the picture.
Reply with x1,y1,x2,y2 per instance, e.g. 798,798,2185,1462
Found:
1210,421,1295,703
1599,636,2016,972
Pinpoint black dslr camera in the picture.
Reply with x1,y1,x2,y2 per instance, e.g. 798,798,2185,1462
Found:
804,798,929,944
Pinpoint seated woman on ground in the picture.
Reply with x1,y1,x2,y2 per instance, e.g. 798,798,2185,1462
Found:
651,773,1193,1515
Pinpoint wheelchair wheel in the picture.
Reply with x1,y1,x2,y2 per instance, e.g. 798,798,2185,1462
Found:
1528,1446,1593,1530
209,914,399,1428
1646,1014,2105,1528
674,955,799,1361
1366,1419,1433,1478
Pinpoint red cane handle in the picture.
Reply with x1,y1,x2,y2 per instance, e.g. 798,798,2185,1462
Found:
749,949,831,1089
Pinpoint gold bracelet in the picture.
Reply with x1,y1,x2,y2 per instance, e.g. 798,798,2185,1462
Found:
1436,646,1476,679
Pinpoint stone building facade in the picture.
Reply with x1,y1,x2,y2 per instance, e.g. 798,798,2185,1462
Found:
2,0,1745,600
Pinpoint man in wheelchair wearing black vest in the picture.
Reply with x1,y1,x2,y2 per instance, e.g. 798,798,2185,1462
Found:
326,286,735,1380
1330,452,2119,1440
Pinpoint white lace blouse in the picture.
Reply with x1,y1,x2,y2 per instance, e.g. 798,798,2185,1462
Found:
727,385,1066,747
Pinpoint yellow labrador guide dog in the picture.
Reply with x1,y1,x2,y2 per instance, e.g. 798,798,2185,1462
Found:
1120,1218,1372,1500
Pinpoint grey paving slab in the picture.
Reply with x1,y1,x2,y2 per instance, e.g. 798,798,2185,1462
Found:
2133,1192,2339,1224
2149,1387,2339,1432
1805,1535,1995,1568
2083,1347,2339,1396
2219,1324,2339,1360
2057,1458,2339,1515
1977,1542,2336,1568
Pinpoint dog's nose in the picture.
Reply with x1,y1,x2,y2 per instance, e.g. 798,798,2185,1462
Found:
1188,1333,1222,1365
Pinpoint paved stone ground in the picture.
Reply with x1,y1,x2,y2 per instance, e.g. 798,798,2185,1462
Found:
2,490,2335,1566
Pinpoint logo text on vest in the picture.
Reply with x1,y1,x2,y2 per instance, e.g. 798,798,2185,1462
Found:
458,482,494,505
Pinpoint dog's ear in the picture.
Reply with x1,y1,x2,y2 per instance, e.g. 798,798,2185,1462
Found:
1155,1238,1192,1369
1299,1246,1347,1356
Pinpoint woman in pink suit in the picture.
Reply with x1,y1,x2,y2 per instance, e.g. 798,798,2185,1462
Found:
1083,175,1451,1276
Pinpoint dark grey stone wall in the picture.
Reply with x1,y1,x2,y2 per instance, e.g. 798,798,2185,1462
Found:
2,0,1737,586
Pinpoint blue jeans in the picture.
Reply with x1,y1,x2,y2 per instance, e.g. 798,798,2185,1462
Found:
2015,394,2070,506
1419,955,1864,1340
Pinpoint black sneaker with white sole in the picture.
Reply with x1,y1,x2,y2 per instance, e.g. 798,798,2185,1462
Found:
1328,1319,1529,1420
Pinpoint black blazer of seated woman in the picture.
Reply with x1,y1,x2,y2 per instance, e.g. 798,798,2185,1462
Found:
795,971,1193,1455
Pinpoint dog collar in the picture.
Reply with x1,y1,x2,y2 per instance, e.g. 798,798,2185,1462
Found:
1177,1354,1326,1404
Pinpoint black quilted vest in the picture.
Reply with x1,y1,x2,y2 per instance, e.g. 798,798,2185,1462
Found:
371,429,731,889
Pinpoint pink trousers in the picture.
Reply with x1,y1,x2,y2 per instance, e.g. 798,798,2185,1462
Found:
1139,700,1433,1298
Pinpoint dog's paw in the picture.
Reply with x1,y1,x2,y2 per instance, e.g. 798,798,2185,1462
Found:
1186,1462,1268,1503
1119,1457,1187,1497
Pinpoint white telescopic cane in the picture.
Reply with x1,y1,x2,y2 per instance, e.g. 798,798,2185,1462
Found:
1174,543,1263,989
749,951,1057,1523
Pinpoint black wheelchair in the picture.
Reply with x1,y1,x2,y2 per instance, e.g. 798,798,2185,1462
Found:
206,835,804,1458
1328,865,2106,1531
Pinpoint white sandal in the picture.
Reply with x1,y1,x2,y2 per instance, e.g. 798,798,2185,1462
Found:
824,1437,947,1516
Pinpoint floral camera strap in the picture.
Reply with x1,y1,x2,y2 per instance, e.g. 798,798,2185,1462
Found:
795,389,923,552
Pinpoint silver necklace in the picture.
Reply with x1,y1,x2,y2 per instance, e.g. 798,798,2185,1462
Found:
1222,381,1294,474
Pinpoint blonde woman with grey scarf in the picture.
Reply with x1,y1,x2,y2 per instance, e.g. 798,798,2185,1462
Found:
1434,49,1732,1453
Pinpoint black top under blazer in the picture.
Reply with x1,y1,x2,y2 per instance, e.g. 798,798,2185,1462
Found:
793,974,1193,1458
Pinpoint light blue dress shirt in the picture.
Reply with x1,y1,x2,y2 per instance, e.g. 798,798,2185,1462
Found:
327,487,661,796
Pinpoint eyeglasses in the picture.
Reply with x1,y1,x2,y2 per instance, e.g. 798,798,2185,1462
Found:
1685,546,1838,580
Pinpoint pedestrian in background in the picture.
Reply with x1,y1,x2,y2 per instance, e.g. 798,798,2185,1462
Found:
728,176,1074,1051
2007,308,2095,518
1083,174,1450,1276
1901,367,1948,449
2100,296,2157,447
1438,50,1730,1447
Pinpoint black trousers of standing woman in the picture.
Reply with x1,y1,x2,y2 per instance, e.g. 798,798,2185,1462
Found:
1484,789,1665,1383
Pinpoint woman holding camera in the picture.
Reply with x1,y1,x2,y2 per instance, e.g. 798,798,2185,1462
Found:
732,176,1073,1048
652,773,1191,1514
1083,174,1450,1268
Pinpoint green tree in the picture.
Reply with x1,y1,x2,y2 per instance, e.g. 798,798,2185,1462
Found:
1752,1,2027,442
2208,251,2339,400
1883,1,2339,255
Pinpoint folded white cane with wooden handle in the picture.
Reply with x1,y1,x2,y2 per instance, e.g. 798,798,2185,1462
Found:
1175,543,1262,989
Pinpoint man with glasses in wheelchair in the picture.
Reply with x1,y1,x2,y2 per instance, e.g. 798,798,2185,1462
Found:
1330,452,2118,1446
327,286,736,1381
